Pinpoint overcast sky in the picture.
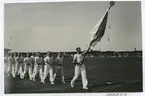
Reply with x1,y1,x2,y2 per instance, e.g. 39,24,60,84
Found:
4,1,142,52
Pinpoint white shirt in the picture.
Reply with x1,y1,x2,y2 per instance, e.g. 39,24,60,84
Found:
10,57,15,64
73,53,84,64
30,56,34,60
24,57,31,65
15,57,19,64
24,57,28,63
44,56,53,65
8,56,11,64
56,57,63,64
35,56,43,65
4,57,8,64
30,56,35,63
34,56,39,64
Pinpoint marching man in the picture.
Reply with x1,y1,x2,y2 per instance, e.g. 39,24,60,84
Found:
7,53,12,76
32,52,43,82
4,54,8,73
30,53,35,79
30,53,35,69
11,53,16,78
15,53,21,76
42,51,54,84
23,53,33,80
54,53,65,83
19,54,25,79
71,47,90,89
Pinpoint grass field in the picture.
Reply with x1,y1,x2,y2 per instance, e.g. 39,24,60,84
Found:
5,57,143,93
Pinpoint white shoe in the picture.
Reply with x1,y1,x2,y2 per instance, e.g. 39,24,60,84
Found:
51,82,55,84
31,77,36,81
42,80,45,84
13,75,15,78
33,78,36,81
70,82,74,88
62,81,66,84
83,87,88,90
30,77,33,80
20,75,22,78
21,76,24,79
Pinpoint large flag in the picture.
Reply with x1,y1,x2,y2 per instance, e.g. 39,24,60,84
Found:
81,2,115,64
89,9,110,48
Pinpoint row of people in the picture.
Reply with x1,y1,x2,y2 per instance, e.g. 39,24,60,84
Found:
4,51,65,84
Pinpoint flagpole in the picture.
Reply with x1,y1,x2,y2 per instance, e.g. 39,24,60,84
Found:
80,1,115,65
109,1,115,10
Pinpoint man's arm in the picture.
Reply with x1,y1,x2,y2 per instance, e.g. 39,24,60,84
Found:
80,45,91,64
82,45,91,56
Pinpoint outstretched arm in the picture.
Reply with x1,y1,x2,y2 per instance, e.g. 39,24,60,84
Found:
82,45,91,56
80,45,91,64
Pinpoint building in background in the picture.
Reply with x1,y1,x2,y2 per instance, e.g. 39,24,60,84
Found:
4,48,11,56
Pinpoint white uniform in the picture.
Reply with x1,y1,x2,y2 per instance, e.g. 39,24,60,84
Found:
19,56,24,78
30,55,35,74
10,57,16,78
7,56,12,76
30,56,35,66
32,56,43,81
71,53,88,89
42,56,54,84
15,56,21,76
4,57,8,73
23,57,33,79
54,57,65,83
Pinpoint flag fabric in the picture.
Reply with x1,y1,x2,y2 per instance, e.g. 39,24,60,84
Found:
89,9,110,48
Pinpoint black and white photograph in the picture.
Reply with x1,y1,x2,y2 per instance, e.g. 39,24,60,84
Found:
4,1,143,94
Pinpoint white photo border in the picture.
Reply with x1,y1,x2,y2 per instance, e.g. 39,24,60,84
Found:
1,0,145,96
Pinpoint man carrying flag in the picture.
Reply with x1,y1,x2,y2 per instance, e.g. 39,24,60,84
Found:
70,1,115,89
71,47,89,89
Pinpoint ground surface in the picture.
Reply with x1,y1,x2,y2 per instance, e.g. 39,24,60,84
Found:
5,57,143,93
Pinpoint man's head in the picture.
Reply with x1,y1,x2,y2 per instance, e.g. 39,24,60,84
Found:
76,47,81,54
26,53,29,57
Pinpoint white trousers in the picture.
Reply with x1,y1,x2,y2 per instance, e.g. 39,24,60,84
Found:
19,64,24,78
23,64,33,79
32,64,43,80
10,64,15,77
15,63,21,75
54,65,65,82
7,63,22,78
4,63,8,73
71,64,88,88
7,64,11,75
43,64,54,82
